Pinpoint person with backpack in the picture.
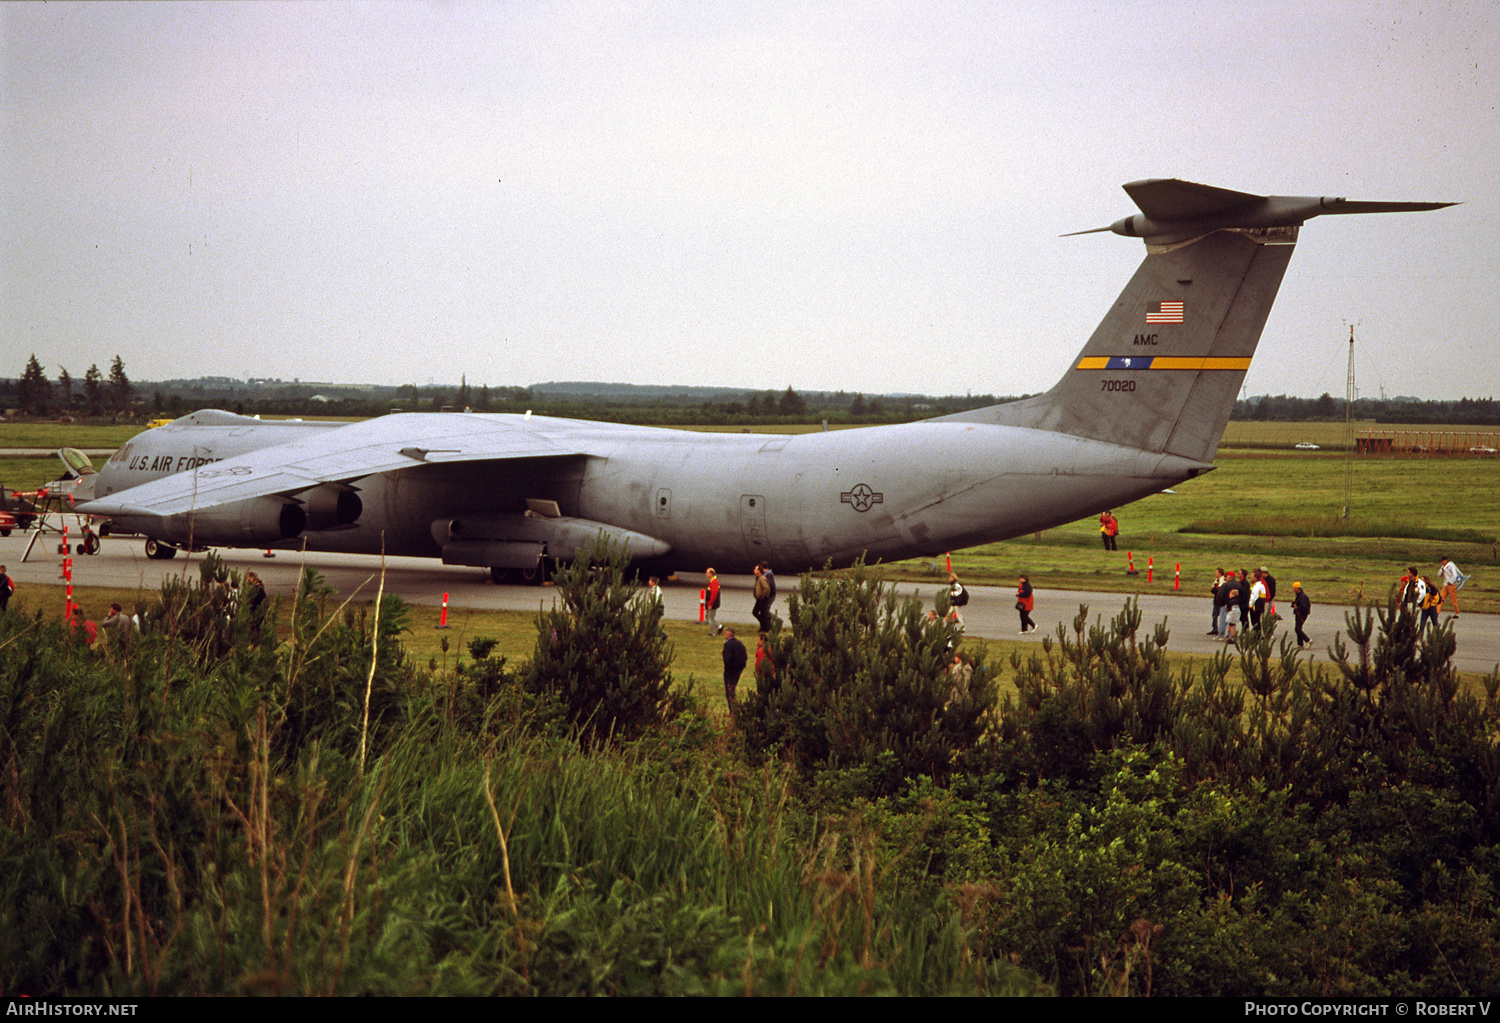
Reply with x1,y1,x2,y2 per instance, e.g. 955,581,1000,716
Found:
947,573,969,628
1420,577,1442,634
1439,557,1466,618
1292,581,1312,649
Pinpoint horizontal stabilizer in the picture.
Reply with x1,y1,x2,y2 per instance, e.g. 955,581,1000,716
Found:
1068,177,1457,245
1124,179,1265,221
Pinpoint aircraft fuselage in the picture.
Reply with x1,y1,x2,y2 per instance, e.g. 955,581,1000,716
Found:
93,413,1206,574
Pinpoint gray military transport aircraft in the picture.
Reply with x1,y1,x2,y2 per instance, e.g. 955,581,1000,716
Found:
76,179,1455,582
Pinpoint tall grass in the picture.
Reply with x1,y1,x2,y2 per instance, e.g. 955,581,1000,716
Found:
0,566,1028,996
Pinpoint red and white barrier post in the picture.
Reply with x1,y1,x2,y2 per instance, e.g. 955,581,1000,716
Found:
437,592,450,629
62,524,73,620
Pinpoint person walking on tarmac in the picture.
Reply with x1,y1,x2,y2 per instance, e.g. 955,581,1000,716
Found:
1291,582,1312,648
751,562,777,631
947,573,969,629
1016,574,1036,634
1439,557,1466,618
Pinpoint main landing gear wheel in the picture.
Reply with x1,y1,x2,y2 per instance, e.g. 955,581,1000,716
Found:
82,533,100,555
144,538,178,560
490,561,550,586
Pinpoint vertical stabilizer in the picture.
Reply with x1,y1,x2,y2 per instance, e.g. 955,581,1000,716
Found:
941,179,1456,463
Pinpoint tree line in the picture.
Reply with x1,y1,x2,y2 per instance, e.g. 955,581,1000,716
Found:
1237,392,1500,425
2,360,1015,425
11,353,133,418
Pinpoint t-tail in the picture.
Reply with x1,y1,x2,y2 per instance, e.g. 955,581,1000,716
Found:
943,178,1456,463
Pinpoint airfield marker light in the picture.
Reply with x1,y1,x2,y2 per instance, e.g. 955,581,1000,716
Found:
437,593,450,630
1174,563,1181,590
1148,557,1154,584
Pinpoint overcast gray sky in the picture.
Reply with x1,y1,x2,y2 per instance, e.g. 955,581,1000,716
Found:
4,1,1496,400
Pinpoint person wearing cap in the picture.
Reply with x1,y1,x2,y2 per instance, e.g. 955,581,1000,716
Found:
1291,582,1311,649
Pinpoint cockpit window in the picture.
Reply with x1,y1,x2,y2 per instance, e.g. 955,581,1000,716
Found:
57,447,96,477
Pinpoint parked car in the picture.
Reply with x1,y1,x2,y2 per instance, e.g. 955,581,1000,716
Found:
1294,442,1320,450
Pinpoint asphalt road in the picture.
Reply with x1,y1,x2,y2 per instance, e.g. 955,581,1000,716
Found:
6,533,1498,676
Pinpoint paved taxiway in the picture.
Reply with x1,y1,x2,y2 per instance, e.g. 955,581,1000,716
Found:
6,536,1497,676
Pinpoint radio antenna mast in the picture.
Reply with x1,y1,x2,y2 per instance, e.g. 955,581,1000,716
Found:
1342,324,1355,519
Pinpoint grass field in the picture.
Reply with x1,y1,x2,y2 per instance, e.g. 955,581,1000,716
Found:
1220,419,1500,451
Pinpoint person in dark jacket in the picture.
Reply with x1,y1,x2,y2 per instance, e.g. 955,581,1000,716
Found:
1291,582,1312,648
722,629,748,714
245,571,268,643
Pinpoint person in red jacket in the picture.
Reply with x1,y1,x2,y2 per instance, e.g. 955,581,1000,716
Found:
1099,511,1119,551
705,567,722,636
1016,574,1036,634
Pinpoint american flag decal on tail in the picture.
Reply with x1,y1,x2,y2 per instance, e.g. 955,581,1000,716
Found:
1146,300,1184,324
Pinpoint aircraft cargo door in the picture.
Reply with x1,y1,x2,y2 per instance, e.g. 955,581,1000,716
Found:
740,494,770,560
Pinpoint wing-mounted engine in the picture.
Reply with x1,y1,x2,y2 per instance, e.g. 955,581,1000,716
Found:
296,482,363,531
433,513,671,569
111,496,308,547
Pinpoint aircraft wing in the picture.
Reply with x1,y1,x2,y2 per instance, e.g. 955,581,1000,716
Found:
78,414,586,517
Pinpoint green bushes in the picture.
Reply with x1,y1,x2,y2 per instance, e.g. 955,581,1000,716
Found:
521,541,676,743
949,594,1500,996
11,544,1500,996
1,550,1020,996
736,561,995,796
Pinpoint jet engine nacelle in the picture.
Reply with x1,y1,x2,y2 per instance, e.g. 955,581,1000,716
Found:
432,514,672,568
298,483,363,531
148,497,307,547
